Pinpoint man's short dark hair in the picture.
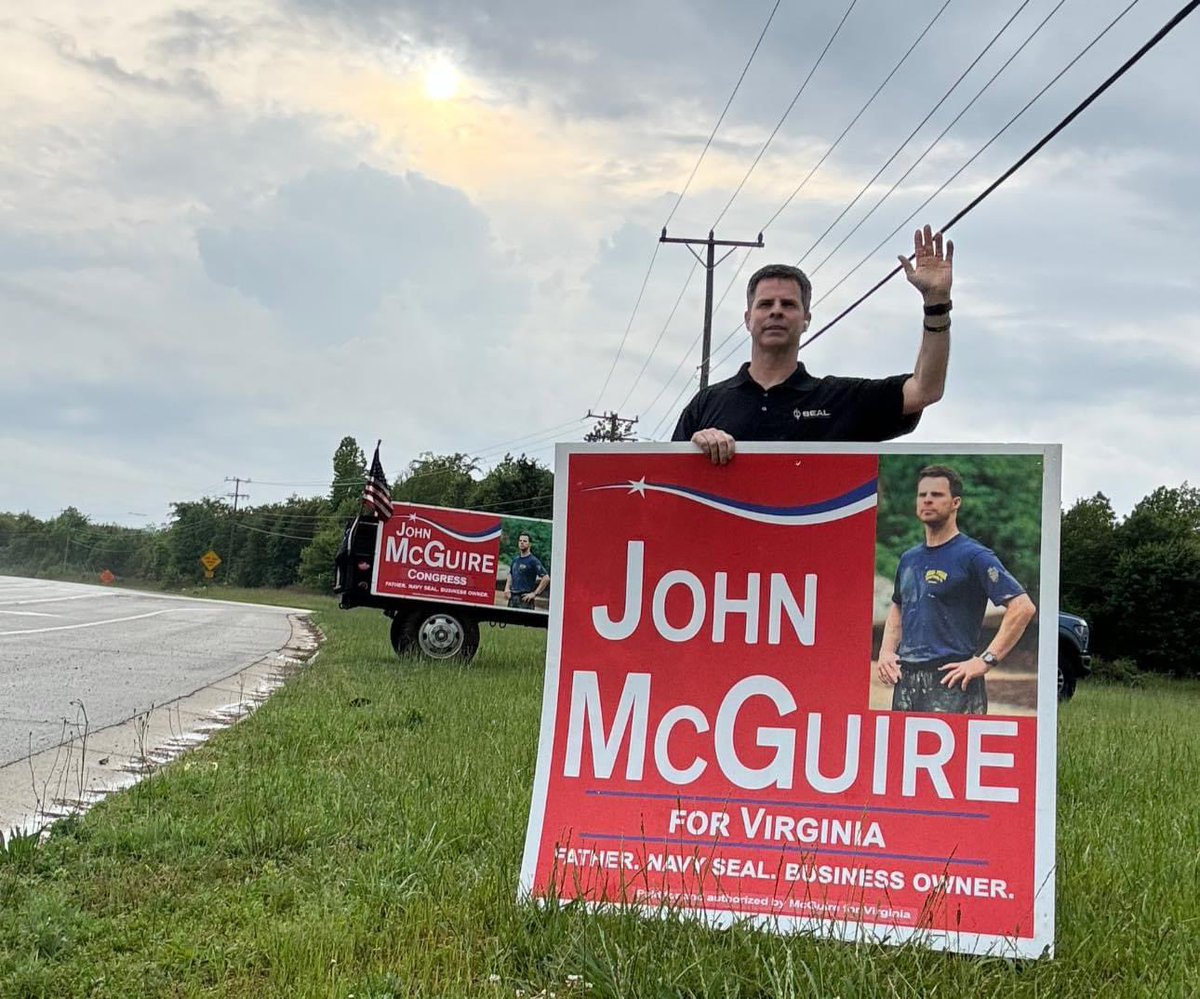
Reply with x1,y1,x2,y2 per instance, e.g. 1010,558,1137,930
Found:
746,264,812,312
917,464,963,498
518,532,532,543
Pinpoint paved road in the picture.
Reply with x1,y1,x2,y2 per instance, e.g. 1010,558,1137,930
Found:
0,576,304,767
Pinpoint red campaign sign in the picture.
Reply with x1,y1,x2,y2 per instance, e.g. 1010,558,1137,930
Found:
371,503,502,606
521,445,1057,959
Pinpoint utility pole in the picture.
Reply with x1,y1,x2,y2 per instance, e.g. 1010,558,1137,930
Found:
584,410,639,442
660,228,764,391
224,476,250,582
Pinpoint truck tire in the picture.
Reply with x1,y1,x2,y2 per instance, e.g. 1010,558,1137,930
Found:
389,611,416,656
405,607,480,662
1057,641,1079,702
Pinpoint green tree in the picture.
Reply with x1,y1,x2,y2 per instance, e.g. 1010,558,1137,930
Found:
165,498,228,583
1061,493,1118,637
1117,483,1200,549
1101,483,1200,676
299,522,344,593
330,436,367,512
1108,538,1200,677
393,452,478,509
471,454,553,519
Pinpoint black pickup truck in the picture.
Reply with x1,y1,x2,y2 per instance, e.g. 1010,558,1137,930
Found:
1057,611,1092,701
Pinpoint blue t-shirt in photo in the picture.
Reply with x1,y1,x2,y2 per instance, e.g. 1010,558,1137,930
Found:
892,532,1025,664
509,553,547,594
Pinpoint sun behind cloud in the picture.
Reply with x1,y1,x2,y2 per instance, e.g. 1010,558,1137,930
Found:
424,59,460,100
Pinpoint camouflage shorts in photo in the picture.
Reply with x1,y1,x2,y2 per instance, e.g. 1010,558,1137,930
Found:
891,665,988,715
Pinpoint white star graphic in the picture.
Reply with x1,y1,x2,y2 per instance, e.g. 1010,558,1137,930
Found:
408,513,418,521
627,477,647,496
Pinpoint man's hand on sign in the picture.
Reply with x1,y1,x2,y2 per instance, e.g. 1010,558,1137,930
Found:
691,427,737,465
877,650,902,685
940,655,988,690
898,224,953,302
522,592,536,604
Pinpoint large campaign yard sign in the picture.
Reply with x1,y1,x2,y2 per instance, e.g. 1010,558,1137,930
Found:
521,444,1060,958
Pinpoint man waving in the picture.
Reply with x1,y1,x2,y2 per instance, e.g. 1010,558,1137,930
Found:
674,225,953,458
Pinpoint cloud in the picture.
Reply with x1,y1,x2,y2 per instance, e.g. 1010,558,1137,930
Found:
1,0,1198,527
150,9,254,60
196,164,528,340
46,27,218,104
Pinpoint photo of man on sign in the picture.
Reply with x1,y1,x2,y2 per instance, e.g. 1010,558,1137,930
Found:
504,530,550,610
498,518,552,611
871,456,1042,716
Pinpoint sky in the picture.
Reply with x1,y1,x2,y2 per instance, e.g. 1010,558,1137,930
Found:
2,0,1198,527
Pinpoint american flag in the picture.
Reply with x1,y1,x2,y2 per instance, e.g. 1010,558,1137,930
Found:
362,442,394,521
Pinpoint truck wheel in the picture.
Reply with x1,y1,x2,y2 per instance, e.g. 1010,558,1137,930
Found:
1057,662,1078,702
405,608,480,662
1058,640,1082,702
389,612,416,656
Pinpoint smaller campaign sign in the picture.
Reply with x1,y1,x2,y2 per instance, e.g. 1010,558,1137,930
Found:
371,504,503,606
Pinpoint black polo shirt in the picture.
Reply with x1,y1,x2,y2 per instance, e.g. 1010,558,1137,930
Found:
671,362,919,443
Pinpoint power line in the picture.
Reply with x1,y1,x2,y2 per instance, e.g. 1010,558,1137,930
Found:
794,0,1036,268
805,0,1071,281
692,248,761,368
595,0,786,410
651,373,701,440
711,318,754,373
646,0,958,402
591,240,661,409
631,246,749,424
235,521,314,543
636,326,706,426
247,418,586,490
616,261,700,411
584,411,639,442
658,229,765,390
701,0,1056,380
238,489,559,522
662,0,783,230
711,0,860,230
757,0,956,233
224,476,248,571
799,0,1188,352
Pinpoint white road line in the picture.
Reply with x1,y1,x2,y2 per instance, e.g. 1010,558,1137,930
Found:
0,610,59,618
0,593,111,607
0,609,176,637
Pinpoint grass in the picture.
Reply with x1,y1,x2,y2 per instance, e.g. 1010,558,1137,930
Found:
1,599,1197,997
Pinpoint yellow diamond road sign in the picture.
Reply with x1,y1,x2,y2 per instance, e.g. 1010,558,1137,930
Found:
200,550,222,572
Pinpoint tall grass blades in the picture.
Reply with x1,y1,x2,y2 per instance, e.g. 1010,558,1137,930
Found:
1,599,1197,997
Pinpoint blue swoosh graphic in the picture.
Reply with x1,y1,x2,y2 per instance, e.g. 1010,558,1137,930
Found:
584,478,877,526
397,515,502,544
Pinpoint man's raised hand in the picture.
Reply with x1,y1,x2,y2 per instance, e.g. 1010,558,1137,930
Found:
899,224,953,301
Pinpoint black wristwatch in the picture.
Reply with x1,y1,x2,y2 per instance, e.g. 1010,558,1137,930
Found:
979,651,1000,668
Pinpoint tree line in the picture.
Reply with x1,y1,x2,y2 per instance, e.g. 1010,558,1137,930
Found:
1,439,1196,678
1060,485,1200,678
0,438,553,593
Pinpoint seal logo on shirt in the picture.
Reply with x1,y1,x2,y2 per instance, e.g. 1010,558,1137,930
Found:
793,408,831,420
988,566,1000,583
925,569,948,584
